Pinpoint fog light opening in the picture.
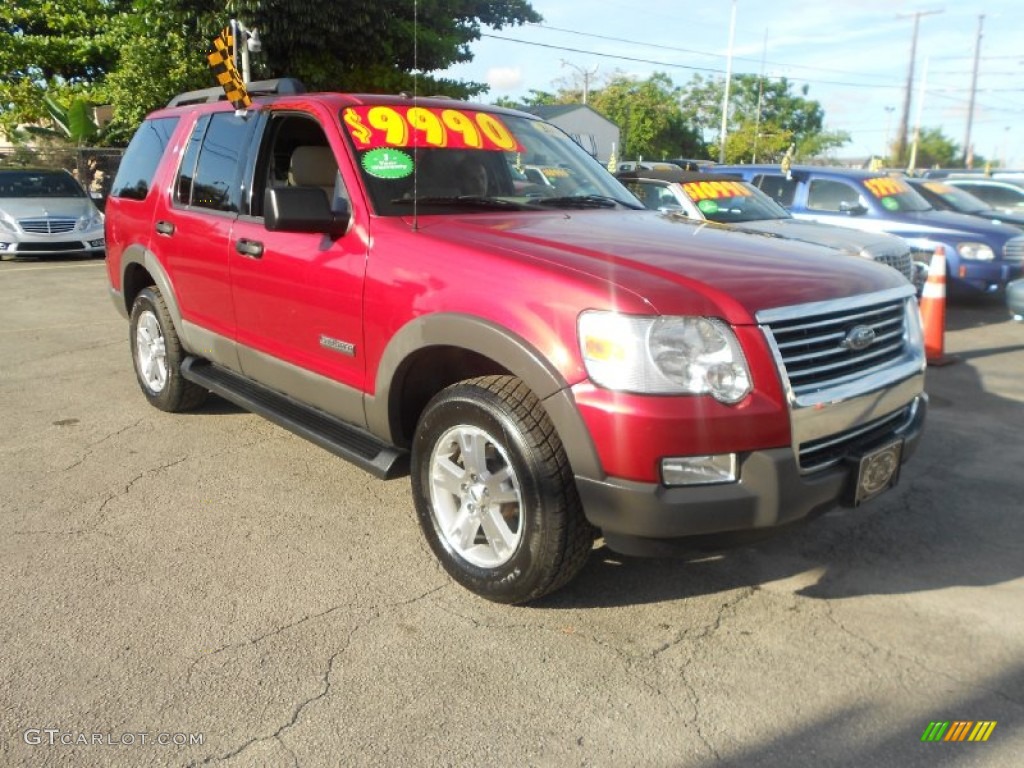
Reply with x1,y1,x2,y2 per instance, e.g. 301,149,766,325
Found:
661,454,737,486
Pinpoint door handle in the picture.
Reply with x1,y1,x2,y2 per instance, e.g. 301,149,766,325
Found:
155,220,175,236
235,238,264,259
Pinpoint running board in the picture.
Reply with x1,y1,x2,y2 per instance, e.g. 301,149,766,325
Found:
181,358,408,479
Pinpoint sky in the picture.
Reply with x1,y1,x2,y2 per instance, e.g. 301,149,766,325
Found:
437,0,1024,167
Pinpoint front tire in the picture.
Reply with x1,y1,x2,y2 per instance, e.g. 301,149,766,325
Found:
129,286,207,412
411,376,593,603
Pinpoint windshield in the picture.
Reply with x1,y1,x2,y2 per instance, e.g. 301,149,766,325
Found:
860,175,932,212
678,178,792,223
919,181,988,213
340,105,643,216
0,170,86,199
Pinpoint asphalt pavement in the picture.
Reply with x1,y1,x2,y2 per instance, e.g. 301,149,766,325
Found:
1,258,1021,767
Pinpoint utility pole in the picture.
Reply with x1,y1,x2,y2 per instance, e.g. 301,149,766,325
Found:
561,60,599,104
962,15,984,168
752,27,768,163
719,0,738,164
908,57,929,173
893,9,943,167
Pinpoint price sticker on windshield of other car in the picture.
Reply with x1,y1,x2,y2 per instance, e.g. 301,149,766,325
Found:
681,180,752,202
864,176,910,198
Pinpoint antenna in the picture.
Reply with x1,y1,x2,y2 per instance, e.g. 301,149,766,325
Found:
412,0,420,232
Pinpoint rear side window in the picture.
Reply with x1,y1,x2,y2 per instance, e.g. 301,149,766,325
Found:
963,184,1024,209
753,174,797,207
175,112,252,213
110,117,179,200
806,179,862,212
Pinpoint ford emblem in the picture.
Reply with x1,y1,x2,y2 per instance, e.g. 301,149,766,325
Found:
843,325,876,351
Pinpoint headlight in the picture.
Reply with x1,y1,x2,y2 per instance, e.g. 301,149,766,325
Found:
78,211,103,231
578,311,752,403
957,242,994,261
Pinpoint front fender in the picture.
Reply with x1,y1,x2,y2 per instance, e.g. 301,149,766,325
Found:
365,313,603,479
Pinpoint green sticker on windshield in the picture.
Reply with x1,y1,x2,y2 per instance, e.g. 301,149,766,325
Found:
362,149,413,179
880,196,899,211
697,199,720,215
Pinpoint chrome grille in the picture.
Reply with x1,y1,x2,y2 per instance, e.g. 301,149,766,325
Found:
799,405,913,472
19,216,77,234
763,297,908,398
871,249,913,281
1004,236,1024,263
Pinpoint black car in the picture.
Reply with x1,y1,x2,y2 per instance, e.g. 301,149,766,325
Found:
907,178,1024,231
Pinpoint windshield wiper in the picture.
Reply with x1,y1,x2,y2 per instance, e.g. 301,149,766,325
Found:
533,194,640,210
391,195,531,210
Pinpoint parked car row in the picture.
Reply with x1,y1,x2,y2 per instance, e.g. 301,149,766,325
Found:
705,164,1024,296
616,168,922,290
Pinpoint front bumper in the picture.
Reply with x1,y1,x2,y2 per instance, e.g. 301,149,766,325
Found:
576,394,927,555
0,229,105,259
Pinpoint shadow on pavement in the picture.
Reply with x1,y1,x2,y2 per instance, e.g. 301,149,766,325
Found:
688,661,1024,768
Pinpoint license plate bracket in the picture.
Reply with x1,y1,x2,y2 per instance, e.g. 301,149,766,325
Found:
846,439,904,506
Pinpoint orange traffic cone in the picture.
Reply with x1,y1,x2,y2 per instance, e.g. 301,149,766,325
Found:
919,245,956,366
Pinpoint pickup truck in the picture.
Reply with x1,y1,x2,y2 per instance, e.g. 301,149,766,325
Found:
105,81,927,603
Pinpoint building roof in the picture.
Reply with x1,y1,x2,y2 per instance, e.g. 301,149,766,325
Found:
518,104,616,128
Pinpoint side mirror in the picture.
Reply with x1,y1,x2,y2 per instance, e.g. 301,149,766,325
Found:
839,200,868,216
264,187,350,236
658,205,686,215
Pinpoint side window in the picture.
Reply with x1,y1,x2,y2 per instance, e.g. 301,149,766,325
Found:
806,179,863,212
250,113,347,218
173,112,251,213
753,174,797,207
110,117,179,201
971,185,1024,208
174,115,208,207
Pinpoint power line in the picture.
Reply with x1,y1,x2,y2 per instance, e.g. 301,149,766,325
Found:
481,32,906,91
526,22,904,83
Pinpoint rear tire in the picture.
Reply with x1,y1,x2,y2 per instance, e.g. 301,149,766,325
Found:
129,286,207,412
411,375,593,603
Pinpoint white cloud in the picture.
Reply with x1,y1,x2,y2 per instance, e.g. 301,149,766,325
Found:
487,67,524,91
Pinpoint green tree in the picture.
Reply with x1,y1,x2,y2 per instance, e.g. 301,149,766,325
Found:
589,72,704,160
222,0,540,97
0,0,130,138
907,127,961,169
680,73,849,161
3,0,542,144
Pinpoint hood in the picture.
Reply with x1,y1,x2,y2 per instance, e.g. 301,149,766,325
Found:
0,197,98,220
880,208,1023,243
975,209,1024,230
728,218,905,258
408,211,908,322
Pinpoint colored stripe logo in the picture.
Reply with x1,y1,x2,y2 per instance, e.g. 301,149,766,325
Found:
921,721,997,742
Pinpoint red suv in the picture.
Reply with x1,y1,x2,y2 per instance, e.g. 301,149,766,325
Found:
105,81,927,602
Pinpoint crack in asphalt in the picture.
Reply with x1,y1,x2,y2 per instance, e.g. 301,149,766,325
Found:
61,418,146,472
821,600,1024,709
96,454,190,517
193,648,345,767
189,584,448,766
434,595,741,763
185,584,447,686
669,587,760,763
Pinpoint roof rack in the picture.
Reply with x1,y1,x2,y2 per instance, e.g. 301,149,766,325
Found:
167,78,306,107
